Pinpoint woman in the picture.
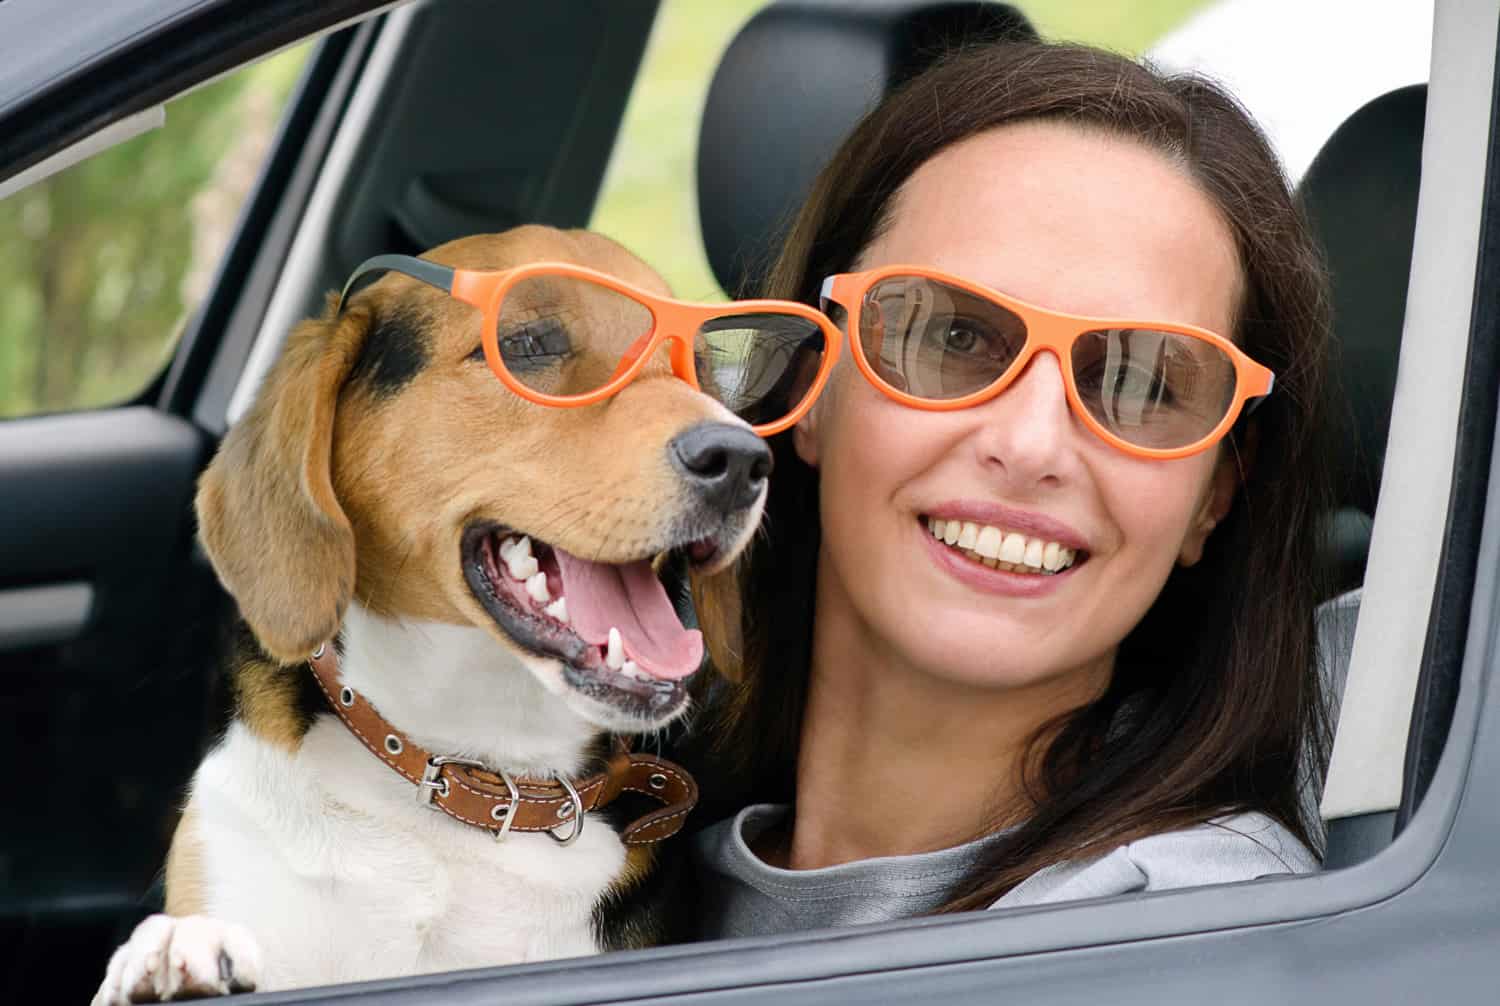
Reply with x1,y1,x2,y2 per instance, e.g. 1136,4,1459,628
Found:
687,39,1334,937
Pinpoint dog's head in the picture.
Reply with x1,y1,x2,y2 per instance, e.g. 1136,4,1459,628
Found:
196,226,762,731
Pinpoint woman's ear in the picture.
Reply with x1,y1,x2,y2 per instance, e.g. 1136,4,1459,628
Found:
195,299,371,664
1178,429,1254,568
792,413,820,467
792,384,831,468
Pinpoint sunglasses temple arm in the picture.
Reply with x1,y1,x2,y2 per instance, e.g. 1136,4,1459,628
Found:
818,276,843,314
1243,373,1276,415
337,254,458,313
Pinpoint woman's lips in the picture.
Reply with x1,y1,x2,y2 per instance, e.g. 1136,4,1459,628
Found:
923,501,1090,553
919,517,1083,597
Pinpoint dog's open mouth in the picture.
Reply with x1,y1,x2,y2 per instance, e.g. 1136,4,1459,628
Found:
461,524,715,718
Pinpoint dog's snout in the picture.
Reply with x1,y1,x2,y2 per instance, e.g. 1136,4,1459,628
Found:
669,423,772,513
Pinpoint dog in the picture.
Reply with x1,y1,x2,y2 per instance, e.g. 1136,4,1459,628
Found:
91,226,766,1003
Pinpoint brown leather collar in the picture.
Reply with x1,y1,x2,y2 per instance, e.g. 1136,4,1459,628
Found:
307,645,697,845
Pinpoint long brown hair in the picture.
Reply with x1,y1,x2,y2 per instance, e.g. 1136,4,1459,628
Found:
692,39,1334,913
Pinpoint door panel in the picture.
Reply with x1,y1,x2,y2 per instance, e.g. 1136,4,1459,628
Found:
0,12,371,1006
0,407,221,1003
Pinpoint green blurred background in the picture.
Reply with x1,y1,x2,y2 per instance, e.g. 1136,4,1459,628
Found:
0,0,1209,420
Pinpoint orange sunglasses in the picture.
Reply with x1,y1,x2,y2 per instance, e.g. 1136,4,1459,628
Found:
338,254,842,436
820,266,1274,459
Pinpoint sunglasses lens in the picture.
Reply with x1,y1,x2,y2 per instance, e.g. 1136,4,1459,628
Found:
1071,329,1238,450
860,276,1027,399
695,313,827,427
494,275,654,397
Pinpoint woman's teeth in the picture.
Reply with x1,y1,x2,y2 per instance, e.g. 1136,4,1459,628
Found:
925,517,1077,574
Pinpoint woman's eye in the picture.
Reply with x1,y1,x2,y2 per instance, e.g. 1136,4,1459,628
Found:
944,325,980,353
938,319,1001,356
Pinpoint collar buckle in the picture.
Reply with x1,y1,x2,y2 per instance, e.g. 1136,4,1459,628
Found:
418,755,484,806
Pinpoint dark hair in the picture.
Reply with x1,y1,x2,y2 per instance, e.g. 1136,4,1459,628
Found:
693,39,1335,913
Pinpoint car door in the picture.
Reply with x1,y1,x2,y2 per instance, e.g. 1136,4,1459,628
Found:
7,0,1499,1003
0,3,396,999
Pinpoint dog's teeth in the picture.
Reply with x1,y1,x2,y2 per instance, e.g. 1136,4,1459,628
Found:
515,536,533,558
544,597,569,623
525,571,551,604
498,537,519,561
622,660,656,684
505,547,539,581
606,627,625,670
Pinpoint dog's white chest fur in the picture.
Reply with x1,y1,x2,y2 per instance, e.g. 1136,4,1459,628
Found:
187,609,628,990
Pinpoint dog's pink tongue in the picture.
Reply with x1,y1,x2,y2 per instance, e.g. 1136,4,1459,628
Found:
553,549,702,680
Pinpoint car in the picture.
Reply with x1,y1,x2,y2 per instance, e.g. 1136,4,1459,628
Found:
1,0,1496,1001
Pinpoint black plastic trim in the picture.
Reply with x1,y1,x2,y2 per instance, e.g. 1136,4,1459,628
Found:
1398,13,1500,830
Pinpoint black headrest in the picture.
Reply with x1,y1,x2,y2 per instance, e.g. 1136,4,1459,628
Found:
696,1,1035,297
1297,85,1425,588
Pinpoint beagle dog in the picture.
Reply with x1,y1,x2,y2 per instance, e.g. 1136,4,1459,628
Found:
92,227,764,1002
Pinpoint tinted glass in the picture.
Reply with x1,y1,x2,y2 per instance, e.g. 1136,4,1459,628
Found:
494,275,654,397
860,275,1028,399
1071,328,1238,448
696,312,825,426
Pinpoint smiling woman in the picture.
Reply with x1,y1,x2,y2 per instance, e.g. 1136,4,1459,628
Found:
686,38,1334,933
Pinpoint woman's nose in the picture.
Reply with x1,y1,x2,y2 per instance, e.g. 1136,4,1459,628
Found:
970,351,1077,486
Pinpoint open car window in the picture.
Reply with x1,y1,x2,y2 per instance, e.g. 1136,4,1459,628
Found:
0,45,311,420
5,0,1500,1003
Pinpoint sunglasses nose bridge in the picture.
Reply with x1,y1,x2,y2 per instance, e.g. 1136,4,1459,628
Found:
661,329,700,386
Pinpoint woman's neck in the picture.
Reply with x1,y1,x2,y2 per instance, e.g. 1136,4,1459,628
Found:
777,561,1109,871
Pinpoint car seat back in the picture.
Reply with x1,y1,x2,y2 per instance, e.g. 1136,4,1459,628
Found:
1298,85,1426,594
697,1,1034,297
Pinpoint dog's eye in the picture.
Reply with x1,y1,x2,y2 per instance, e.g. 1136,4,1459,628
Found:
496,321,572,372
466,345,487,362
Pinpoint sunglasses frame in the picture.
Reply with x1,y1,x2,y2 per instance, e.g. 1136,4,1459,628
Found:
339,254,843,436
821,265,1275,459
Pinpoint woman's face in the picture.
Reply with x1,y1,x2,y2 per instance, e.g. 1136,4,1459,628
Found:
796,121,1244,698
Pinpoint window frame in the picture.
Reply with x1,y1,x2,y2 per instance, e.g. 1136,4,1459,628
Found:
3,0,1497,1000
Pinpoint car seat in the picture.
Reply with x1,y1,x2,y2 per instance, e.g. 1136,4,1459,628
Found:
1299,84,1426,598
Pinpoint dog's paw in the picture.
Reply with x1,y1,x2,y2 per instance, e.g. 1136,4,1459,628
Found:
92,913,262,1005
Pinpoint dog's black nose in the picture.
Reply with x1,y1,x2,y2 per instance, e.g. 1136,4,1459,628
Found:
670,423,772,513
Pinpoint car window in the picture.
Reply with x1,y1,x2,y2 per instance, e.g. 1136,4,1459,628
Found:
0,43,312,420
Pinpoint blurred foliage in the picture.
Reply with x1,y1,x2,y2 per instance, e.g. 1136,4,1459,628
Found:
0,0,1211,420
589,0,1213,304
0,45,310,419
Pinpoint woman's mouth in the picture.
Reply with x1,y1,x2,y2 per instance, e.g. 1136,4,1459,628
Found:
922,516,1084,574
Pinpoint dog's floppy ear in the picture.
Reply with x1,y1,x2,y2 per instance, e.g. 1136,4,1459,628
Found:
196,298,370,664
